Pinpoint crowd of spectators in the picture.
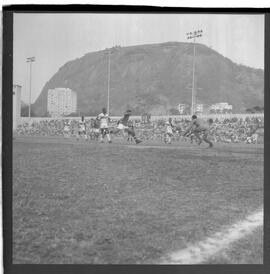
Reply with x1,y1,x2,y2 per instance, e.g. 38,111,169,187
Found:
15,115,264,144
132,116,264,144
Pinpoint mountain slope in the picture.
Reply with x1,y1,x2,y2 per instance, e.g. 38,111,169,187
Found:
33,42,264,116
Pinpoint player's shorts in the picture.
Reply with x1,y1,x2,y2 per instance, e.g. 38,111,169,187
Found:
252,133,258,142
93,128,99,134
64,126,70,132
79,129,86,135
194,126,209,135
79,126,86,133
193,127,209,138
100,128,109,135
100,123,109,129
193,126,208,133
117,123,128,130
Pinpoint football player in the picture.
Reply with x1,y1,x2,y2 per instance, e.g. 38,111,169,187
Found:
63,120,71,138
164,118,174,144
127,120,135,144
111,110,142,144
97,107,111,143
77,116,87,141
183,115,214,148
89,118,100,141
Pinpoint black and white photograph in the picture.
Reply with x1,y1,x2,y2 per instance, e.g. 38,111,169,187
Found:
10,10,264,265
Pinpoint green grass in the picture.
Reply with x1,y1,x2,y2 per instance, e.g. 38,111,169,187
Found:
13,137,263,264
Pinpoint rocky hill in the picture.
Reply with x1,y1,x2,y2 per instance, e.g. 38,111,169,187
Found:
33,42,264,116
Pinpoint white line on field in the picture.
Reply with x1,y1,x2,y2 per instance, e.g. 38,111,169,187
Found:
127,145,201,150
161,208,263,264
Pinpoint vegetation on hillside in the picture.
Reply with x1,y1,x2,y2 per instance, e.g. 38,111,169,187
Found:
33,42,264,116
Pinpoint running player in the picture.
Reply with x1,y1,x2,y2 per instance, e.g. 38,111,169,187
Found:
89,118,99,141
127,120,135,144
63,120,71,138
183,115,214,148
97,107,112,143
77,116,87,141
89,118,100,141
111,110,142,144
164,118,174,144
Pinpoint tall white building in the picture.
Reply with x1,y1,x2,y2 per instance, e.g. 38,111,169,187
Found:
195,104,204,113
210,102,233,113
13,85,22,130
178,104,189,115
47,88,77,116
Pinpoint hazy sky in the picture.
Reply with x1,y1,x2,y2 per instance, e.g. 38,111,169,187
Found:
13,13,264,103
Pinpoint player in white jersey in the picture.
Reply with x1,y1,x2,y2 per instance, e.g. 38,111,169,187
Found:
126,120,135,144
164,118,174,144
97,108,111,143
77,116,87,141
63,120,71,138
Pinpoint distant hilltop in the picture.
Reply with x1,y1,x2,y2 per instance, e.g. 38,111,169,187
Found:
33,42,264,116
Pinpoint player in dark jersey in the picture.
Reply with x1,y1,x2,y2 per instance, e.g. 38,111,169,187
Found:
111,110,142,144
183,115,214,148
89,118,100,141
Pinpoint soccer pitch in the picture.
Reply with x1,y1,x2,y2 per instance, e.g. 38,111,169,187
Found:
13,137,263,264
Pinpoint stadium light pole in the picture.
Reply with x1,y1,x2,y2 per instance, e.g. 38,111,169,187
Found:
105,48,119,115
107,49,111,115
104,48,114,116
186,30,203,115
26,56,35,118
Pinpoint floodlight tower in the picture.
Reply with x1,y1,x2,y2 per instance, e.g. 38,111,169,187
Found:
104,48,115,116
186,30,203,115
26,56,35,118
107,49,111,115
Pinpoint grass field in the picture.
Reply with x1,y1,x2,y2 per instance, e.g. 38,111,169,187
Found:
13,136,263,264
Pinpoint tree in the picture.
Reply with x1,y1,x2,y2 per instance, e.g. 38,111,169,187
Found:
169,108,179,115
43,111,51,117
246,108,253,114
253,106,261,112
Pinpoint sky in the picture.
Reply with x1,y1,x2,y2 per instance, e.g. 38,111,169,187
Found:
13,13,264,104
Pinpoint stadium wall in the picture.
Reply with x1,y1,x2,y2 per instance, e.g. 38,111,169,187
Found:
19,113,264,125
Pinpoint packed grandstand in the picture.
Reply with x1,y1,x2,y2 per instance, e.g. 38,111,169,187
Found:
15,114,264,144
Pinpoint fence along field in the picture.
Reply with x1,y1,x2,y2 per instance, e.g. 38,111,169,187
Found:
19,113,264,124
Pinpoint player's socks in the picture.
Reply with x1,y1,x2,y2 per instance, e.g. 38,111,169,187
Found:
203,138,213,148
134,136,142,144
